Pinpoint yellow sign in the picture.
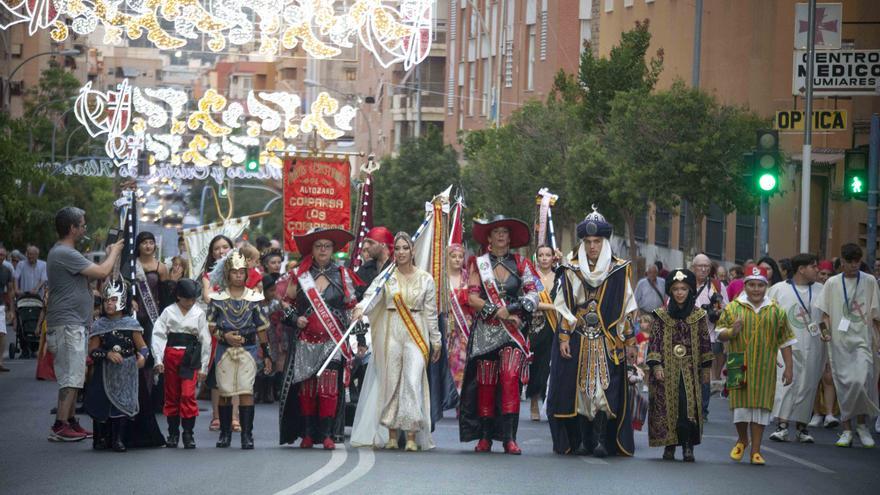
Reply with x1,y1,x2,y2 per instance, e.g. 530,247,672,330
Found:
775,110,847,131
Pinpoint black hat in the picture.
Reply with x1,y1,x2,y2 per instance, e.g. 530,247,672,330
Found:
576,206,613,239
174,278,201,300
472,215,531,248
665,268,697,296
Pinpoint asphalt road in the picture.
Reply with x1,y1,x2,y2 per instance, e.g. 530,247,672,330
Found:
1,358,877,495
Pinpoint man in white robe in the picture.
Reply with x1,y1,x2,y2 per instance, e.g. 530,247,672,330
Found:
815,243,880,448
768,254,826,443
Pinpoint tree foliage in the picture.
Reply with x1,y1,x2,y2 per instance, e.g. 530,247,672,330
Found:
0,63,115,252
373,128,461,234
462,20,765,261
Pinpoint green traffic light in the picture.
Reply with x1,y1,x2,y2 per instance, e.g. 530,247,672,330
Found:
245,159,259,172
758,173,777,192
851,176,863,194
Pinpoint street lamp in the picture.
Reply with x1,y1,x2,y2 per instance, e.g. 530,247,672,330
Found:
4,48,81,111
303,79,375,155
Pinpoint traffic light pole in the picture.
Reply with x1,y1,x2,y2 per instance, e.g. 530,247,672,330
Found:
759,194,769,258
799,0,817,253
867,113,879,267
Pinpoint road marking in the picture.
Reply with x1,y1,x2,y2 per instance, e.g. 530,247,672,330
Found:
703,434,834,473
273,445,349,495
312,447,376,495
581,456,610,465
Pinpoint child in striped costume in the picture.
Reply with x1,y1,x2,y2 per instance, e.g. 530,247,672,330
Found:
716,264,795,465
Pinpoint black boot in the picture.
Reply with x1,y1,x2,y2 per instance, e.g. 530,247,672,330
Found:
216,405,232,448
111,418,127,452
680,423,695,462
573,416,592,455
254,376,266,404
592,412,608,458
92,421,109,451
181,417,196,449
239,405,255,450
662,445,676,460
166,416,180,448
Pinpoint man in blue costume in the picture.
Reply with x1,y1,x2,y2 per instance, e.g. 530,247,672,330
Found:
547,207,637,457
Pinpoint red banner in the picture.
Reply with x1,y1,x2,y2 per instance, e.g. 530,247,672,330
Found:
283,157,351,253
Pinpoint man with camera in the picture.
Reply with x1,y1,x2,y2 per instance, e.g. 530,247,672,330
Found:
692,254,728,419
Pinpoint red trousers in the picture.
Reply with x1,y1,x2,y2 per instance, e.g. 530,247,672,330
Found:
163,347,199,418
298,370,339,419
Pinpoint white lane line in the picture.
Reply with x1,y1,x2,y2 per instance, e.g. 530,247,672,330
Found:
703,434,834,473
581,456,610,465
273,445,349,495
311,447,376,495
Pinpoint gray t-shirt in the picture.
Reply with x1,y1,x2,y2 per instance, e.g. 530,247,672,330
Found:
47,243,94,327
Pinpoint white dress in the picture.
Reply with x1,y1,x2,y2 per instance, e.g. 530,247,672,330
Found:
768,281,827,424
814,272,880,421
351,268,440,449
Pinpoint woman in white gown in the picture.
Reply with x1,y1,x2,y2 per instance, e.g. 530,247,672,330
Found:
351,232,442,451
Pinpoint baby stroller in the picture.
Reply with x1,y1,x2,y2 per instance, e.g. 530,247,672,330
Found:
9,294,43,359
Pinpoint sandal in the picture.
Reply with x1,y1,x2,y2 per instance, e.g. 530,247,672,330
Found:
233,419,241,432
209,418,220,431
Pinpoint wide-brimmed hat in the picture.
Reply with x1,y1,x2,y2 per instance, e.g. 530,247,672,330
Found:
294,228,354,255
472,215,531,248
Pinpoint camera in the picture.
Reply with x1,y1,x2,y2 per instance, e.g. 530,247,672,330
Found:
105,228,120,246
701,292,724,324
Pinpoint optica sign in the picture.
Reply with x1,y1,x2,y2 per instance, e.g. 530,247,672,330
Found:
774,110,847,131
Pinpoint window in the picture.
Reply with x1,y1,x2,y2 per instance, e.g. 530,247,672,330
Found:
468,62,476,115
634,210,647,243
735,212,756,264
655,208,671,247
280,68,297,80
580,20,591,55
481,59,490,116
345,68,356,81
605,0,614,13
705,204,725,260
678,200,690,249
526,26,536,91
624,0,633,7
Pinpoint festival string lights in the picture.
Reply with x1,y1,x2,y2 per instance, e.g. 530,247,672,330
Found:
74,78,357,168
0,0,434,70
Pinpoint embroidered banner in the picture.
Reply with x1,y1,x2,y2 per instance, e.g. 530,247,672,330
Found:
283,157,351,253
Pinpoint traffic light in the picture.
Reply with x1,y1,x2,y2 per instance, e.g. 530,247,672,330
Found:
754,129,781,194
245,145,260,172
218,181,229,198
844,147,868,201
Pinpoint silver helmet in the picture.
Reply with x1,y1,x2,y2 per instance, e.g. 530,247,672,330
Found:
102,278,128,312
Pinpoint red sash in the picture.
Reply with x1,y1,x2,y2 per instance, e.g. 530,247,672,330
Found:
475,253,530,356
298,270,353,362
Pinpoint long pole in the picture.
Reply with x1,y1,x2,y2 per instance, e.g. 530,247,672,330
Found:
691,0,703,88
800,0,817,252
760,195,769,258
867,113,879,267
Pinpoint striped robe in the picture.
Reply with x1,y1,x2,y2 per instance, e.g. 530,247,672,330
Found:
716,295,795,411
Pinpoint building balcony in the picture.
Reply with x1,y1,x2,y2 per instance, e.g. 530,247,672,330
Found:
391,93,445,122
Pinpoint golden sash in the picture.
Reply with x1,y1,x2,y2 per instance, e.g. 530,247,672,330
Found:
393,292,429,363
538,289,558,331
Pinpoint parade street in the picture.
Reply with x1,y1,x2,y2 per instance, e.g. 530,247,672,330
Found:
0,359,875,495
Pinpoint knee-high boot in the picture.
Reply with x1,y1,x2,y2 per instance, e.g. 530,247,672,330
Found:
239,405,255,450
110,418,127,452
216,404,232,448
166,416,180,448
92,420,109,450
592,412,608,458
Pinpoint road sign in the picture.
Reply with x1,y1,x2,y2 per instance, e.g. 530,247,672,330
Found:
793,50,880,96
775,110,847,131
794,3,841,50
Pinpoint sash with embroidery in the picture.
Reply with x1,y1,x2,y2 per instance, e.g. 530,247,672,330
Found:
136,261,160,324
538,289,558,331
393,293,429,363
298,270,353,361
448,289,470,340
475,253,530,356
